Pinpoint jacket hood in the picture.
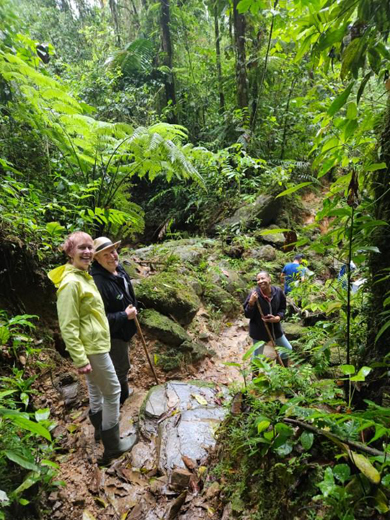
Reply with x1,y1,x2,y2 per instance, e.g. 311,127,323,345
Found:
48,263,91,287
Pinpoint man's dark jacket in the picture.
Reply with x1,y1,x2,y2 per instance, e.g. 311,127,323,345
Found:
91,261,138,342
243,286,286,341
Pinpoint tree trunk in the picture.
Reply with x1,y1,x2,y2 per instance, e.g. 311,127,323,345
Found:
360,97,390,405
232,0,248,109
214,4,225,113
109,0,122,46
160,0,177,123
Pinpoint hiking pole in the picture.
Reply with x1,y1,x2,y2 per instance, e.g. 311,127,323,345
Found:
255,300,285,367
134,315,160,385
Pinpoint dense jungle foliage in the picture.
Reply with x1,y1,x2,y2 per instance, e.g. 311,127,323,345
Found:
1,0,390,518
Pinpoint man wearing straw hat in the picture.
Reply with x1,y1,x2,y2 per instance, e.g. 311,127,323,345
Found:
91,237,138,405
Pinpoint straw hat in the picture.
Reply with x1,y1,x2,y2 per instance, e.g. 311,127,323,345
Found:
93,236,121,256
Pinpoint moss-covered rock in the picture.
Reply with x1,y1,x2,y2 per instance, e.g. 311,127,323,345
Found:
135,272,201,325
283,321,307,341
139,309,190,346
139,310,214,371
203,285,240,316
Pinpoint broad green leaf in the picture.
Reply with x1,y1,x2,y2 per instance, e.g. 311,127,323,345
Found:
374,488,389,514
328,81,355,117
41,459,60,469
4,451,38,471
35,408,50,422
340,364,355,375
316,25,347,52
10,416,52,441
0,490,10,506
381,474,390,488
333,464,351,484
350,366,371,382
348,450,380,484
0,389,17,400
318,158,336,178
20,392,29,408
13,472,40,496
318,467,336,497
276,183,312,198
376,320,390,343
275,442,293,456
243,342,263,360
346,102,357,120
357,72,373,104
256,228,290,234
300,431,314,450
257,420,271,433
365,163,387,172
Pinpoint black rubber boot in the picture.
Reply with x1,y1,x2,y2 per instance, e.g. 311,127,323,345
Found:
119,382,134,404
99,423,137,465
88,409,102,442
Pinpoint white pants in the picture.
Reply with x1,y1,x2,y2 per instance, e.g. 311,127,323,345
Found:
85,353,121,430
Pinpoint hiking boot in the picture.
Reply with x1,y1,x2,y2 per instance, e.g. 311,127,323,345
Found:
88,409,102,442
99,423,137,465
120,382,134,404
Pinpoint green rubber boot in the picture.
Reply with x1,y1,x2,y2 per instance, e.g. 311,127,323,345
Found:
88,409,102,442
99,423,137,465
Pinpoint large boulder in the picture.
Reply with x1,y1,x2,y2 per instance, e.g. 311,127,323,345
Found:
135,272,201,325
283,321,307,341
247,244,277,262
212,194,281,234
139,310,213,370
139,309,190,346
140,381,229,475
210,264,247,299
254,227,285,248
203,285,240,315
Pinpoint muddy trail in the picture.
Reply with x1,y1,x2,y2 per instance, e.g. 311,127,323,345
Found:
36,313,250,520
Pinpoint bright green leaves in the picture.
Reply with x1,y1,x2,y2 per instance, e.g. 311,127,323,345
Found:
316,24,348,53
276,182,312,198
327,81,355,117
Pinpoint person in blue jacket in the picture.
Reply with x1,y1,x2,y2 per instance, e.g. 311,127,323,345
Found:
280,254,306,294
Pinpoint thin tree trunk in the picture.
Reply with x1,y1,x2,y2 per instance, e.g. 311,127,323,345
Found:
250,0,278,132
367,99,390,361
214,4,225,113
232,0,248,109
160,0,177,123
109,0,122,46
280,76,297,160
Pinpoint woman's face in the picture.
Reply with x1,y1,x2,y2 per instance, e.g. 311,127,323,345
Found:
70,234,94,271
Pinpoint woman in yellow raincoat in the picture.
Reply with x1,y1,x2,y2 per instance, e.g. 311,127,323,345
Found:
48,231,135,464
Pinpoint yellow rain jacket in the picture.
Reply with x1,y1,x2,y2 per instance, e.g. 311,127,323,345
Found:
48,264,111,368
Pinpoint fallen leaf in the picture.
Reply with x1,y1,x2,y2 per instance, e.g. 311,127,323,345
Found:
66,423,79,434
82,511,96,520
348,450,381,484
182,455,197,471
192,394,208,406
94,497,108,508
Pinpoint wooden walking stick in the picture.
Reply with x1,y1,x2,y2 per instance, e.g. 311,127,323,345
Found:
134,315,160,385
255,299,285,367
